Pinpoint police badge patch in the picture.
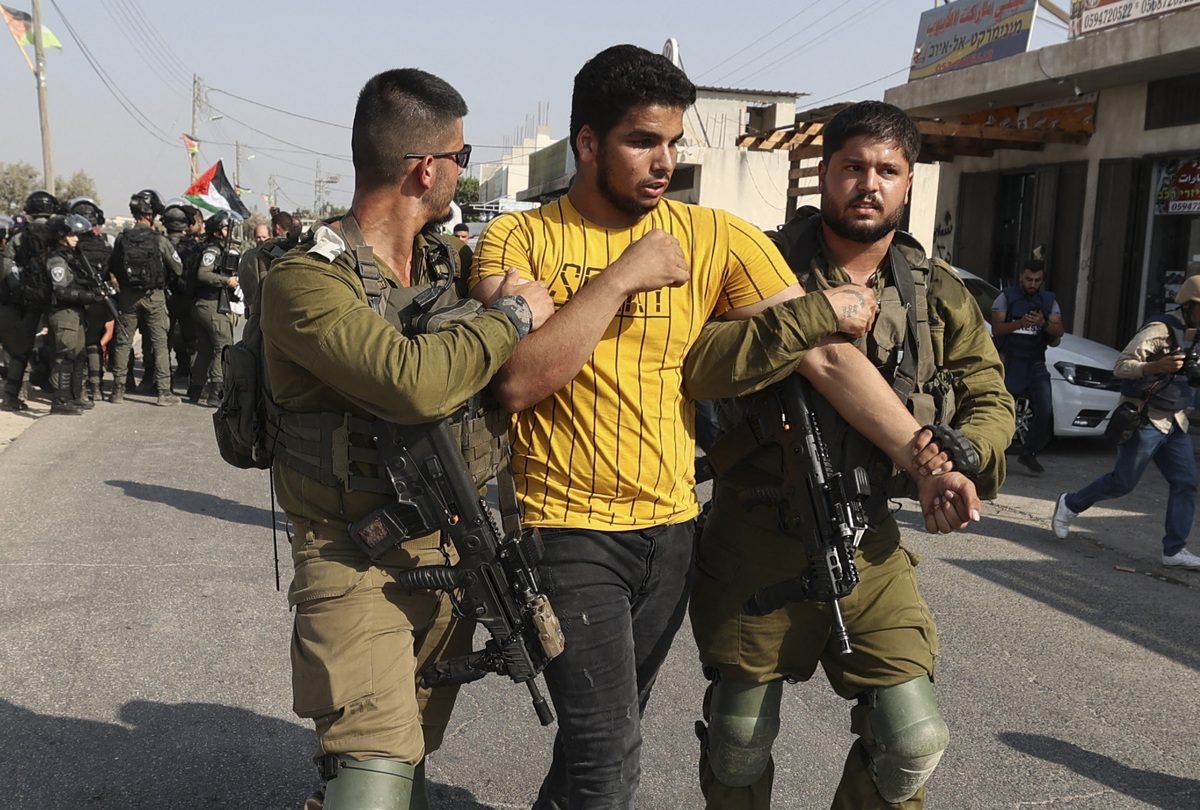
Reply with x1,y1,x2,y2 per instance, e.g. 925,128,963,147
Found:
50,266,67,284
202,251,217,267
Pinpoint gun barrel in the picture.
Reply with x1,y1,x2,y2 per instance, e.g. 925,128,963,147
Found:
527,679,555,726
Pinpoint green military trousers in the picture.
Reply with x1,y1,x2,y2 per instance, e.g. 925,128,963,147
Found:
690,495,938,810
110,288,172,392
191,298,233,392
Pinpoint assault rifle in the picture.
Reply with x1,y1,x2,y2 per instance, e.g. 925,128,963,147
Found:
740,374,871,655
349,419,564,725
75,249,126,339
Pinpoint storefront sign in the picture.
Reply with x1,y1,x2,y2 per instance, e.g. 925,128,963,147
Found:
1070,0,1200,37
1154,157,1200,215
910,0,1037,81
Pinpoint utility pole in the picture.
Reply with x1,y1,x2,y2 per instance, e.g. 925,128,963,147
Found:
31,0,54,194
235,141,242,189
268,174,278,209
191,74,201,181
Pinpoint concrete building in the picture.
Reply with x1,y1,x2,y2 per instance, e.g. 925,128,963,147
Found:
476,126,557,217
885,5,1200,349
515,86,800,231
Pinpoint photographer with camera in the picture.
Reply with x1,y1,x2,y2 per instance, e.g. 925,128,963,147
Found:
1052,275,1200,569
992,258,1064,473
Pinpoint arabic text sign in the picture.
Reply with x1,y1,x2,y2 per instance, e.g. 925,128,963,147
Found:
1070,0,1200,37
910,0,1037,81
1155,157,1200,215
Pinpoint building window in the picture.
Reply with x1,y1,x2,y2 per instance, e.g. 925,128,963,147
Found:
1145,74,1200,130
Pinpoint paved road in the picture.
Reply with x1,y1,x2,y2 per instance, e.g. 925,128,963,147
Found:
1,397,1198,809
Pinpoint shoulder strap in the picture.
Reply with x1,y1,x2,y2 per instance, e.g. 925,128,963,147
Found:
338,212,388,315
888,245,921,404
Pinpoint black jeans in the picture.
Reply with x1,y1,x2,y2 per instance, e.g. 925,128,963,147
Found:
532,521,696,810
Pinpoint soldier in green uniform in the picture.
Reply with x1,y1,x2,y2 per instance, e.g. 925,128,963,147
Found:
44,213,103,415
106,189,183,406
260,68,553,810
686,102,1014,810
161,201,201,386
188,211,240,406
2,191,61,410
238,209,299,350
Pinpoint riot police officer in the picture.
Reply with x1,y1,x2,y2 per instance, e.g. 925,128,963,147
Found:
0,214,24,409
161,201,200,385
106,189,183,406
66,197,115,403
44,214,102,415
188,210,239,406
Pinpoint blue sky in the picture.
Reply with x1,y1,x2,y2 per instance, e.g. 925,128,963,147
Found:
0,0,1069,215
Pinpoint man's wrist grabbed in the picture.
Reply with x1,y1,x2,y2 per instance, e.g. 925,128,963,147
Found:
923,424,981,478
490,294,534,339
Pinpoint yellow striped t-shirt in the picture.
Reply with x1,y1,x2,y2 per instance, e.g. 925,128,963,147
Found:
472,195,791,530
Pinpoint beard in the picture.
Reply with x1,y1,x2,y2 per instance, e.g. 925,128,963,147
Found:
596,146,660,218
822,193,905,244
425,165,458,226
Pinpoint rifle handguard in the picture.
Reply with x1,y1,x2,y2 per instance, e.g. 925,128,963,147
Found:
922,425,980,478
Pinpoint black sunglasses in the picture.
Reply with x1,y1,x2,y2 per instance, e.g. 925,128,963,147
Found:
404,144,472,169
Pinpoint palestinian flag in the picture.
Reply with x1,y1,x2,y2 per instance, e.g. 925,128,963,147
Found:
2,5,63,49
183,160,251,220
181,133,199,155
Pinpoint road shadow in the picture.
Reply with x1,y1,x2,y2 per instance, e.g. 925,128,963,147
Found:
106,479,275,528
0,699,314,808
999,732,1200,809
0,699,498,809
895,500,1200,673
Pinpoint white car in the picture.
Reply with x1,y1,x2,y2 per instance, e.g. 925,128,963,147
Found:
954,268,1122,441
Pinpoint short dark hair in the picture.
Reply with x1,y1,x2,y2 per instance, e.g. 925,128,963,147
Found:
822,101,922,168
1022,258,1046,275
569,44,696,161
452,222,469,234
271,210,296,234
352,68,468,188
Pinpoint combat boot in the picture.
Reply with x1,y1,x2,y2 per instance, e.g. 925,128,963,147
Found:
187,384,204,404
109,384,125,404
87,380,102,402
157,391,181,406
204,386,223,408
50,397,84,415
1,393,29,411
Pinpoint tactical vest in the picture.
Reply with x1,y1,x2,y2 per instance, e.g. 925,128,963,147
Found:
192,242,226,302
996,286,1057,365
76,233,112,288
713,210,957,527
1121,315,1192,412
12,223,52,308
119,228,166,291
270,217,509,494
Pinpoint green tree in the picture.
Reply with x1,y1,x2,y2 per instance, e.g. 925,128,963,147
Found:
56,169,101,205
456,176,479,207
0,161,41,214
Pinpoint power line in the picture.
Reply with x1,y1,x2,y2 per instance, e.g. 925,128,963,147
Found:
803,66,910,110
209,87,352,130
47,0,175,147
710,3,846,86
96,0,189,92
205,102,353,162
695,1,821,81
725,0,891,88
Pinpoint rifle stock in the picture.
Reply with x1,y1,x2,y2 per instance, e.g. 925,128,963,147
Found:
741,374,870,655
349,419,564,725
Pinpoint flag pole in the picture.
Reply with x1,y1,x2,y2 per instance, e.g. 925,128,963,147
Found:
31,0,54,194
3,8,34,72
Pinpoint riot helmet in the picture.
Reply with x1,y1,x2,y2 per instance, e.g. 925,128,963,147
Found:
24,189,60,218
67,196,106,227
160,204,190,234
129,189,166,218
204,209,235,237
47,213,92,242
